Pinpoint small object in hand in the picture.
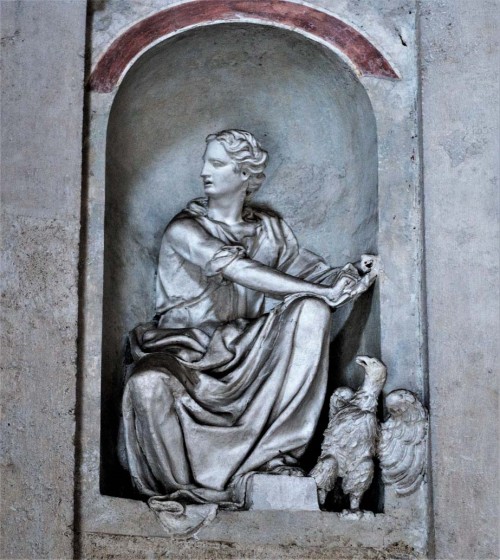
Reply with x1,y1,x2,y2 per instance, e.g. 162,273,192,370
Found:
359,254,380,274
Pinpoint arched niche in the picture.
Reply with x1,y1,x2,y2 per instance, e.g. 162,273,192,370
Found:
101,22,380,501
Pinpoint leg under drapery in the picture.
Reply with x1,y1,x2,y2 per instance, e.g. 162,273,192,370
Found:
257,296,332,474
121,295,333,500
122,369,193,496
232,296,332,477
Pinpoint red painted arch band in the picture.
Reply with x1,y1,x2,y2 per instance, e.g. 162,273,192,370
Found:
90,0,399,93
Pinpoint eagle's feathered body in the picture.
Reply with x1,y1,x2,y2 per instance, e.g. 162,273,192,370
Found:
310,357,386,512
331,405,378,497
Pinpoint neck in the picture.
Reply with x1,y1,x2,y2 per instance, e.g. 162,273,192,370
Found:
207,193,246,225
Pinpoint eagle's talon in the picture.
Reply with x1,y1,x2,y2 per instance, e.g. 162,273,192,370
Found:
339,509,375,520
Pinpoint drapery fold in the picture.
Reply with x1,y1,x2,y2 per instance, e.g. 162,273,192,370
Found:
121,295,332,502
120,199,343,505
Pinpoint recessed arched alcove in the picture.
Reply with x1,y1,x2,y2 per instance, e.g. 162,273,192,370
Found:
101,23,380,503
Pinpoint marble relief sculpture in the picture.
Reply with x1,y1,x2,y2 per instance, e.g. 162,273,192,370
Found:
311,357,428,518
378,389,428,496
118,129,381,534
310,356,387,517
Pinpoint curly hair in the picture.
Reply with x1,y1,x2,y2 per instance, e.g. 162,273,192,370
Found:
206,129,269,197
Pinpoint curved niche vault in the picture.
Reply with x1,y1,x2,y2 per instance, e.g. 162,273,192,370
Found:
101,23,380,505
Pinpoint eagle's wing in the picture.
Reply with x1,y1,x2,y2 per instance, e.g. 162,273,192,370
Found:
378,390,428,496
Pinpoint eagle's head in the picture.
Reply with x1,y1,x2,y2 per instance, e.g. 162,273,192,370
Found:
356,356,387,395
355,356,387,386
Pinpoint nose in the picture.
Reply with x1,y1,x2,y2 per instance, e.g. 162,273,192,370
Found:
200,161,210,178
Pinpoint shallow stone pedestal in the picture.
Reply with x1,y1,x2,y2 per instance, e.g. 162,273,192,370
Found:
245,474,320,511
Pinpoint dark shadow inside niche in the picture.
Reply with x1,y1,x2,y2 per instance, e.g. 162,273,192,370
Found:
100,22,381,512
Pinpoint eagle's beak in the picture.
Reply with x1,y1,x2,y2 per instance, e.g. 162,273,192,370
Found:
356,356,369,367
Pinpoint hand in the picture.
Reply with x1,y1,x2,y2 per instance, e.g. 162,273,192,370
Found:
324,265,360,305
323,257,380,308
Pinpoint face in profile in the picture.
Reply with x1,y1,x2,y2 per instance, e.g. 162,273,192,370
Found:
201,140,248,200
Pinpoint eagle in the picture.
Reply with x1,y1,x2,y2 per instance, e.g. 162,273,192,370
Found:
309,356,428,517
310,356,386,517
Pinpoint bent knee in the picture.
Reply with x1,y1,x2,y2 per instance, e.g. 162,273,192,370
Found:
127,370,174,407
292,296,331,323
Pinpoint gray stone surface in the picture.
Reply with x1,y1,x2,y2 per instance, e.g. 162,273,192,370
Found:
0,0,498,558
80,532,420,560
81,0,428,555
0,1,86,558
246,475,320,511
420,0,499,558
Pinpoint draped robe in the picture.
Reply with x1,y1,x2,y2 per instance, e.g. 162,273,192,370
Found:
120,198,346,506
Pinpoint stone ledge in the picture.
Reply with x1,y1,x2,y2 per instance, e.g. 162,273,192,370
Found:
245,474,319,511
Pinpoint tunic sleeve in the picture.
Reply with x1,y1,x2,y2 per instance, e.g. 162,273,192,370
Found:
204,245,247,277
164,217,248,278
155,218,251,324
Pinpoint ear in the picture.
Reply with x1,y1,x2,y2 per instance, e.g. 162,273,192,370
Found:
240,170,249,183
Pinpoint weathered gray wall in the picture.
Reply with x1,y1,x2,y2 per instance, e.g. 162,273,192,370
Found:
0,0,86,558
420,0,499,558
0,0,498,559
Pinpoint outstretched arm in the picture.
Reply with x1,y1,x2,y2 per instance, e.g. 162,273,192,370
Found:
165,218,358,307
223,258,356,306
